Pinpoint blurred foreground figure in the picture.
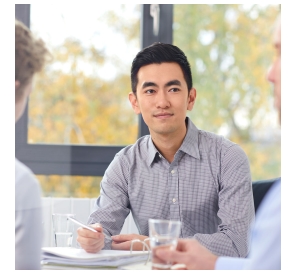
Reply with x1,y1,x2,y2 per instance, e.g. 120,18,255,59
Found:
155,15,281,270
15,19,50,269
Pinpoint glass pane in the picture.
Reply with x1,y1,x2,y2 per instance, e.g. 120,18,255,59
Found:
29,4,141,145
37,175,102,198
173,4,281,180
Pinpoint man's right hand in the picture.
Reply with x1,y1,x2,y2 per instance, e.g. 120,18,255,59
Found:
76,223,105,253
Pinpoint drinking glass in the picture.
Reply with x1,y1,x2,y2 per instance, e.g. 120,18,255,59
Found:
148,219,181,270
52,213,75,247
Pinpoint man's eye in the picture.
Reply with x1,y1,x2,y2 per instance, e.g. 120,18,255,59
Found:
170,88,180,92
145,89,154,94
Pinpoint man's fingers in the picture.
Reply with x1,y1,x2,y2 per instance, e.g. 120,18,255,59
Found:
82,239,105,253
77,233,104,246
76,228,105,254
77,233,105,253
111,241,130,250
89,223,103,232
75,223,106,253
77,227,102,238
111,234,133,242
155,248,186,265
176,239,195,251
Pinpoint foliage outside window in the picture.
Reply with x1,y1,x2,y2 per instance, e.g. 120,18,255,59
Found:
36,175,102,198
173,4,280,181
29,4,140,146
30,4,280,198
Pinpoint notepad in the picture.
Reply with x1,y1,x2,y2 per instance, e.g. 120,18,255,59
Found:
41,247,149,269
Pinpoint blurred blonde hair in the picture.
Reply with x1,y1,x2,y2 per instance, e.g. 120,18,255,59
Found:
15,19,51,101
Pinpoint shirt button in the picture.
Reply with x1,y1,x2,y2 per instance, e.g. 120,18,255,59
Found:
171,170,175,174
159,154,162,158
172,198,176,203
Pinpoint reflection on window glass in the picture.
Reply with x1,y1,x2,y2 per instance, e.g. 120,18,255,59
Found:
173,4,281,180
37,175,102,198
29,4,141,146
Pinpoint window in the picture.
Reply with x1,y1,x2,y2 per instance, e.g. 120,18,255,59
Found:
29,4,141,146
36,175,102,198
16,4,280,198
15,4,173,197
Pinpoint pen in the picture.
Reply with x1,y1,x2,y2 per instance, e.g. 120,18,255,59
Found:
67,216,112,240
67,216,99,233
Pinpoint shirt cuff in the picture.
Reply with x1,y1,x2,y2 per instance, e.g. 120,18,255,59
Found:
215,257,247,270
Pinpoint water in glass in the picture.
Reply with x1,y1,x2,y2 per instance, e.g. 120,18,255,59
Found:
150,236,178,269
54,232,73,247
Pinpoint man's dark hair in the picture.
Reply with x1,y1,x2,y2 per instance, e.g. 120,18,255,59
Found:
131,42,193,94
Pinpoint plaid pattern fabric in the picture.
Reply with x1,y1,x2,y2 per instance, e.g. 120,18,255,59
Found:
88,117,254,257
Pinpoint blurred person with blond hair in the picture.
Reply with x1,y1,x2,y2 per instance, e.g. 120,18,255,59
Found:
15,19,51,269
154,15,281,270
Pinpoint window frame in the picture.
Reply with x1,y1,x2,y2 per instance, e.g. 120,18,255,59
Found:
15,4,173,176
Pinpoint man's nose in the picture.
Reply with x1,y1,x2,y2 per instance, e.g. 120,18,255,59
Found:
156,91,170,108
267,64,275,84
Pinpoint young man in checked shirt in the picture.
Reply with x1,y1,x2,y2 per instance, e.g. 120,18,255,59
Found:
77,42,255,258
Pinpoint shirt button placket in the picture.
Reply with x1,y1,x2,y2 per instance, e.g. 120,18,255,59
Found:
169,166,180,221
171,168,176,204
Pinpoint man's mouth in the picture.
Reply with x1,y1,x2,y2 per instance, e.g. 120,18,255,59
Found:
153,113,173,119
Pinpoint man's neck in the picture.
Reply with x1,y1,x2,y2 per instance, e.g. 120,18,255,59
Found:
150,124,188,163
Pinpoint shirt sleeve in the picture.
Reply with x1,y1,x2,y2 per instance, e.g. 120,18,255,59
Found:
87,153,131,249
215,257,248,269
192,144,255,257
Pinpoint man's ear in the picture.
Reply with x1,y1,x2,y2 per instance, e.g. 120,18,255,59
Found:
187,88,196,111
128,92,141,114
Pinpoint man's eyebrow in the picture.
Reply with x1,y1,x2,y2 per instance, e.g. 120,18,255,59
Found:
142,82,158,89
165,80,181,87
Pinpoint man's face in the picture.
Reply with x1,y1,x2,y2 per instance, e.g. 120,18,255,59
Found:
267,19,281,123
129,62,196,137
15,78,33,122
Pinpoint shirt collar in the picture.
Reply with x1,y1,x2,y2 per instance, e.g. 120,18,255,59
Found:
147,117,200,166
178,117,200,160
147,136,160,166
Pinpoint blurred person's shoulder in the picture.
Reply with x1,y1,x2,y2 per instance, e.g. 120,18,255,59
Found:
15,158,42,210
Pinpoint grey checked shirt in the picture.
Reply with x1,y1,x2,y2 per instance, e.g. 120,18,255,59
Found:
88,117,254,257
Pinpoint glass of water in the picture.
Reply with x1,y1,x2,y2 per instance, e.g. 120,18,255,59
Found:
52,213,75,247
148,219,181,270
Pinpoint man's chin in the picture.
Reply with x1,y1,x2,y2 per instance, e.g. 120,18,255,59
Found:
152,127,176,135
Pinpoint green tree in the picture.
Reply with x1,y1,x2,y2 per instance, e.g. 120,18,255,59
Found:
29,37,138,145
30,5,140,197
173,4,281,180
